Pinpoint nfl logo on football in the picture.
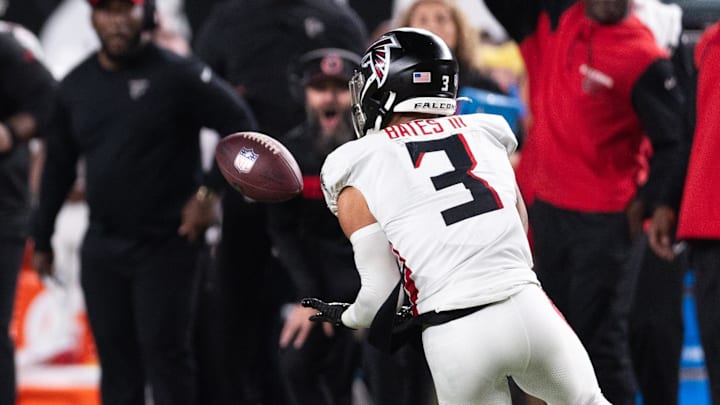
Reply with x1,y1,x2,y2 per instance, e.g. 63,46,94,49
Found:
234,147,259,173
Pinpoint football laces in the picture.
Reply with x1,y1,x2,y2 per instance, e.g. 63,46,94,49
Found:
241,133,282,155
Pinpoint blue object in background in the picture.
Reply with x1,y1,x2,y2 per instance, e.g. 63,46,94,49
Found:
456,87,525,133
679,271,711,405
637,271,710,405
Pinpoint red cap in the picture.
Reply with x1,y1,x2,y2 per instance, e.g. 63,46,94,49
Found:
88,0,144,6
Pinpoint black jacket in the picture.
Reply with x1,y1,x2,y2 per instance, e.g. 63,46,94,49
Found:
34,43,257,251
0,25,55,238
194,0,367,137
266,123,359,302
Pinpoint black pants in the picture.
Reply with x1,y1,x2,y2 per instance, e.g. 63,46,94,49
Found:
0,237,24,405
211,193,284,405
80,227,201,405
362,341,434,405
629,235,684,405
529,200,639,405
689,241,720,404
278,325,361,405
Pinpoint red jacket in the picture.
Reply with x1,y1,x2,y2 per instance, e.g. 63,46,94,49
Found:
485,0,687,213
677,22,720,240
517,2,671,212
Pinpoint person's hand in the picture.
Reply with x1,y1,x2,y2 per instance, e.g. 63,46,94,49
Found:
66,182,86,202
647,206,676,261
0,122,13,153
178,186,218,242
301,298,350,327
625,198,645,238
279,304,334,349
0,114,35,154
32,249,55,279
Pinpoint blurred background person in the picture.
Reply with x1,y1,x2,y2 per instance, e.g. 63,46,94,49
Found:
0,19,55,405
675,19,720,405
268,47,434,405
193,2,366,403
39,0,191,79
395,0,527,154
267,47,363,405
393,0,508,44
483,0,689,404
31,1,257,405
24,0,199,385
195,0,367,138
395,0,503,94
626,1,692,404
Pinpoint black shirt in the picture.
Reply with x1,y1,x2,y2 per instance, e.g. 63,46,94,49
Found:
266,123,359,301
34,43,257,251
0,25,55,238
194,0,367,137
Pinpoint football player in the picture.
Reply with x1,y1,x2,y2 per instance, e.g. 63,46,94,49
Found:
303,28,611,404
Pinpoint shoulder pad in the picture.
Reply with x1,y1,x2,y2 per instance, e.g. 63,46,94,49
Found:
466,113,518,154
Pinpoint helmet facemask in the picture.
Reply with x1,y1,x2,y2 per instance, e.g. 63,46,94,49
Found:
349,70,367,138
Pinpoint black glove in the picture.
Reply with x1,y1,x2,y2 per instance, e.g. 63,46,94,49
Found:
301,298,350,327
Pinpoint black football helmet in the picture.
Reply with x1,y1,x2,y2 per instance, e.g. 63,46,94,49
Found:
349,28,458,137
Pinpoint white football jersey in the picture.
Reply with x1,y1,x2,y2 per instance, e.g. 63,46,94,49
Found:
321,113,538,314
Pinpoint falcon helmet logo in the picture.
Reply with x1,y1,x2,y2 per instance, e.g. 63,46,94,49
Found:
350,33,401,138
364,34,401,89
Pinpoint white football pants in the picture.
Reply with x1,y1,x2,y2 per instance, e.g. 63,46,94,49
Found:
422,284,611,405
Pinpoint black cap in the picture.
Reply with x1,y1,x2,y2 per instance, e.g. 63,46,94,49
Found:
297,48,361,87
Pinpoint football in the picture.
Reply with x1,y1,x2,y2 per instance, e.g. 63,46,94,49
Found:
215,132,303,203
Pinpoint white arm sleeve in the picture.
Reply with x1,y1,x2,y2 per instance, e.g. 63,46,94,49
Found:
341,223,402,329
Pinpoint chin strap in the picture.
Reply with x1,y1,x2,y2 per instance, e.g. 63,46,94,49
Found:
371,91,397,132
